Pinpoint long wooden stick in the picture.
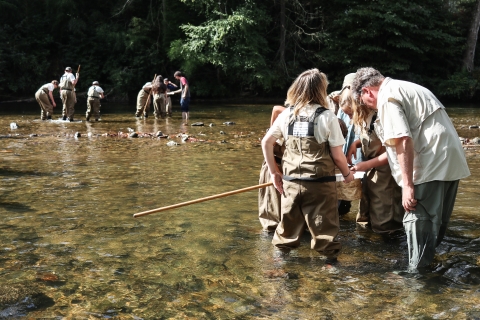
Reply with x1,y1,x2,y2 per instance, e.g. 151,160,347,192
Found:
142,74,157,114
133,182,273,218
73,65,81,88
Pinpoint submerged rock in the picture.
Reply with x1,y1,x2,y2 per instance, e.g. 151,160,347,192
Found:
209,123,215,127
472,137,480,144
166,141,179,146
220,131,226,135
0,283,54,318
129,132,138,138
156,131,163,137
469,125,479,129
223,122,235,125
74,132,81,138
191,122,204,126
29,134,38,137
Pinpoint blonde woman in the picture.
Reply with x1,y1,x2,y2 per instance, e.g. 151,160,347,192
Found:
343,89,404,235
261,68,353,263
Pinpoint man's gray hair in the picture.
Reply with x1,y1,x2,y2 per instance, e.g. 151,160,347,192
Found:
351,67,385,101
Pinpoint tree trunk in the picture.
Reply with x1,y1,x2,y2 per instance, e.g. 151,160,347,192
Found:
463,0,480,72
279,0,286,72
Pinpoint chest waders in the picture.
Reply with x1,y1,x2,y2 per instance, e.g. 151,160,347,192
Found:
272,106,341,258
282,107,336,182
87,86,101,121
358,112,403,234
60,75,75,119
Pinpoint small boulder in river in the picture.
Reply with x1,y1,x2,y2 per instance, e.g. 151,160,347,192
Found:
10,123,18,130
129,132,138,138
223,121,235,125
167,141,179,146
209,123,215,127
0,283,54,317
191,122,204,126
472,137,480,144
220,131,226,135
156,131,164,137
469,125,479,129
74,132,81,138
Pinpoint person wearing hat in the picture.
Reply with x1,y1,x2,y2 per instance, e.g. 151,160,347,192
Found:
151,75,167,119
135,82,153,118
164,78,177,117
86,81,104,121
35,80,58,120
59,67,79,121
329,73,364,216
350,67,470,271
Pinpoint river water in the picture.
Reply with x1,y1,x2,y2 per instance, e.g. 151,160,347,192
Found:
0,102,479,319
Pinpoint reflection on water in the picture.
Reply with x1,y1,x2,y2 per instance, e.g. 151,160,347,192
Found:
0,103,479,318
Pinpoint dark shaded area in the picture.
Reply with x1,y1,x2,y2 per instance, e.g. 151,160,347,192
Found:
0,0,479,102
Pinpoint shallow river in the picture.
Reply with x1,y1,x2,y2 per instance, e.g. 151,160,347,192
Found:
0,102,479,319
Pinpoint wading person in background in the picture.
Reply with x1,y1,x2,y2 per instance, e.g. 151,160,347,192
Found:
59,67,78,121
173,71,190,125
35,80,58,120
261,69,353,264
351,67,470,271
135,81,153,118
152,75,167,119
342,84,404,235
164,78,177,117
86,81,104,121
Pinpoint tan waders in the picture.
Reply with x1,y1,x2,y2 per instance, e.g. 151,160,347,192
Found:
60,76,75,120
404,180,459,270
135,89,150,117
165,95,172,117
35,88,53,120
86,98,100,121
61,90,75,120
273,107,341,258
358,114,404,234
258,144,285,231
153,93,166,118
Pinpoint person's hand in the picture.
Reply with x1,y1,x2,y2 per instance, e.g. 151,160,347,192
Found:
346,144,358,166
343,171,354,183
76,73,79,78
402,184,417,211
270,171,284,194
351,162,367,172
53,102,56,107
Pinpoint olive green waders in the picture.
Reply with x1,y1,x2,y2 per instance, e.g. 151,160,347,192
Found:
404,180,459,270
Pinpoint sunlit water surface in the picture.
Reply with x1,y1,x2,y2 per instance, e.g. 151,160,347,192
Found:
0,102,479,319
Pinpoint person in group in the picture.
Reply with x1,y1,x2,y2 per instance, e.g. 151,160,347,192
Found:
135,81,153,118
164,78,177,117
258,105,287,232
86,81,104,121
341,82,404,235
329,73,364,216
261,68,354,263
173,71,190,124
351,67,470,271
35,80,58,120
59,67,79,121
151,75,167,119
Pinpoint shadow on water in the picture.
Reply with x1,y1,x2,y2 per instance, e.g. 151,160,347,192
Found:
0,102,479,318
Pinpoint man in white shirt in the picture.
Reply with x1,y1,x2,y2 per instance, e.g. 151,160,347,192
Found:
351,67,470,271
86,81,104,121
59,67,79,121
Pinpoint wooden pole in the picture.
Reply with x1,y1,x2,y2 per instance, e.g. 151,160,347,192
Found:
73,65,81,88
142,74,157,114
133,182,273,218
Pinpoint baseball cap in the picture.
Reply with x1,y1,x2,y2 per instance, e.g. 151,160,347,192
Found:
92,81,99,85
65,67,72,71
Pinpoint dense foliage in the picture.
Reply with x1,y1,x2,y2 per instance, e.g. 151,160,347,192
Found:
0,0,479,100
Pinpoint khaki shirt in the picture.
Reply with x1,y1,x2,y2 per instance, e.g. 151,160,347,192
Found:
376,78,470,186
